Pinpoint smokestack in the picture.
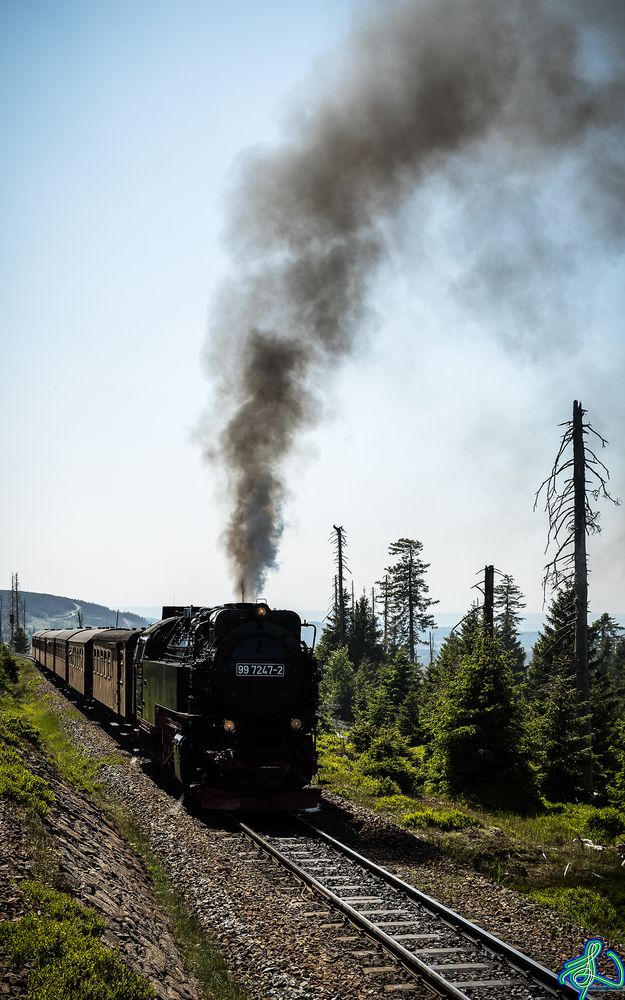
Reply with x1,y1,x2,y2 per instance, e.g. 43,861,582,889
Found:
202,0,625,596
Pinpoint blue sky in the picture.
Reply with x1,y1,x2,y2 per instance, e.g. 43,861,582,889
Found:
2,0,624,620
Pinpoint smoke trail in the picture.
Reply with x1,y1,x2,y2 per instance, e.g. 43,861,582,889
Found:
203,0,625,598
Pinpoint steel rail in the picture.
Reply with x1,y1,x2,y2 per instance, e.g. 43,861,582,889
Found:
240,817,580,1000
239,820,471,999
301,818,578,999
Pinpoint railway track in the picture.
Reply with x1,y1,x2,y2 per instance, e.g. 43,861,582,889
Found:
239,817,586,1000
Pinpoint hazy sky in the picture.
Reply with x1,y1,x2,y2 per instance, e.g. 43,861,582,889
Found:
2,0,624,620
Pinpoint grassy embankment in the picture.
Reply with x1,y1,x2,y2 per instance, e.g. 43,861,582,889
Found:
0,648,248,1000
317,730,625,944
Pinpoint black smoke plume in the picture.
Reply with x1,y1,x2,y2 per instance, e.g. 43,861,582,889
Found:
203,0,625,599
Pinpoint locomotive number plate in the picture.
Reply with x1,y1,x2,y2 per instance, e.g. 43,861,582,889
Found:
236,662,285,677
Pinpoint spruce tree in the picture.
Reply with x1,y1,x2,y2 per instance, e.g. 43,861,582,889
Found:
350,661,396,751
397,679,424,745
316,586,352,666
527,585,575,692
524,671,590,802
348,592,382,667
590,614,625,697
319,646,355,724
494,574,526,677
12,627,29,654
588,615,625,797
524,586,598,802
424,632,536,808
379,538,437,664
606,719,625,809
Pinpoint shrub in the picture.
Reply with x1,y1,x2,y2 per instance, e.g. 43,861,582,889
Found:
371,776,402,796
0,746,55,814
0,645,18,688
348,773,401,798
349,719,379,754
0,711,42,748
358,729,420,794
527,886,621,935
360,757,418,793
585,807,625,844
403,808,478,832
0,882,155,1000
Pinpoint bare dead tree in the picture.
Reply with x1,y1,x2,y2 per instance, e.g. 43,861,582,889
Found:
375,574,391,650
331,525,350,645
470,564,500,635
534,399,619,795
483,565,495,633
535,401,618,596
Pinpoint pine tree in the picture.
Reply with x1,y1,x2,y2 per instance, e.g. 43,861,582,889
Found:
316,586,352,666
424,633,536,809
524,671,590,802
524,586,596,802
590,614,625,693
350,661,396,751
12,627,29,654
588,615,625,797
347,592,382,667
352,657,382,720
494,574,526,677
397,677,424,745
421,605,482,724
606,719,625,809
379,538,438,664
527,585,576,692
319,646,355,724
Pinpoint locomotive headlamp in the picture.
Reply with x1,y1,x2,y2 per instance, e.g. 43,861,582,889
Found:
223,719,237,733
290,718,303,731
256,604,268,619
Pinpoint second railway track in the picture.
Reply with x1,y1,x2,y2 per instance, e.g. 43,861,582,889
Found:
240,816,587,1000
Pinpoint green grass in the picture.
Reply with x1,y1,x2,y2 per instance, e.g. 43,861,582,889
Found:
0,655,55,813
0,656,123,814
525,883,625,941
0,881,155,1000
0,744,55,814
374,794,418,813
11,661,125,794
403,807,479,832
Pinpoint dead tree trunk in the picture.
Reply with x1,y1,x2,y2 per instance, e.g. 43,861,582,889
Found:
483,565,494,635
573,400,593,794
333,525,346,645
407,544,415,664
383,575,389,650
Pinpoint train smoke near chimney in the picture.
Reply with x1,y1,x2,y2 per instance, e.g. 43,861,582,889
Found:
203,0,625,599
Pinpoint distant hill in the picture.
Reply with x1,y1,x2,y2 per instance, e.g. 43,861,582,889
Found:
0,590,150,639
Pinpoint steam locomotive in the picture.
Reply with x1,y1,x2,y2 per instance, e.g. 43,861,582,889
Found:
32,602,320,810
